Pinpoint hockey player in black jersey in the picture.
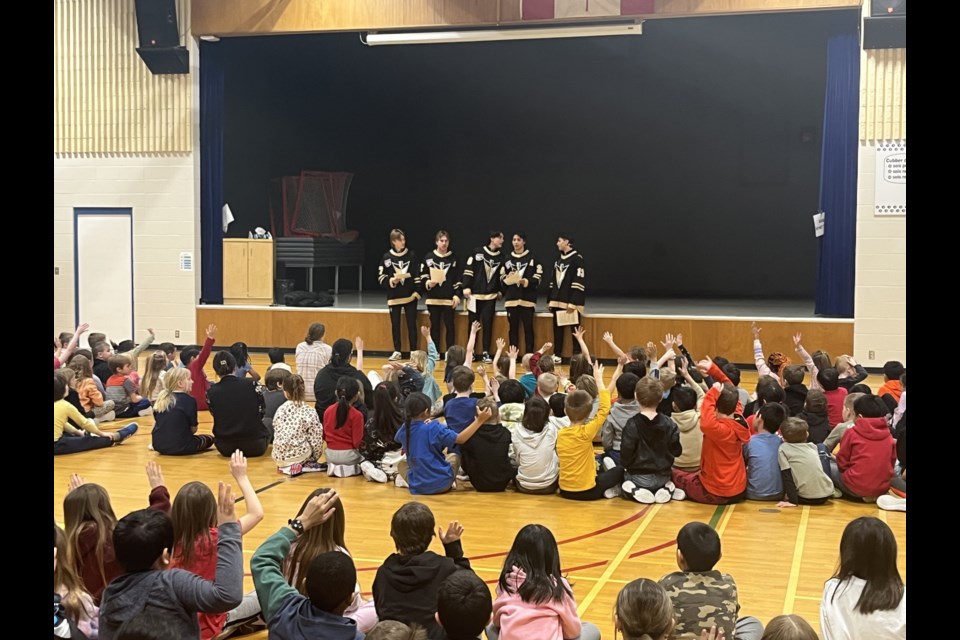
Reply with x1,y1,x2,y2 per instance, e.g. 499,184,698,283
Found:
420,229,461,352
378,228,422,360
501,231,542,355
461,230,504,363
547,232,586,362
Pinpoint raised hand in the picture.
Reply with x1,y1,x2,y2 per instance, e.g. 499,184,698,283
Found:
67,473,86,494
793,332,802,348
355,336,364,352
661,333,676,350
603,331,614,342
471,321,481,334
299,490,340,530
229,450,248,481
540,342,553,354
206,324,218,339
507,345,520,360
76,322,90,335
496,337,506,351
421,326,431,338
572,326,585,340
488,377,500,396
645,341,658,360
439,521,465,544
697,356,714,375
145,461,165,490
147,327,155,337
751,322,761,339
675,333,683,346
593,362,605,383
217,482,237,525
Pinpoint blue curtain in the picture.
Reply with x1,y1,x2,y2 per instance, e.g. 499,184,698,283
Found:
200,39,224,304
815,32,860,317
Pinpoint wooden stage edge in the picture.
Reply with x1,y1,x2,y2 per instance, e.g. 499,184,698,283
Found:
196,305,853,365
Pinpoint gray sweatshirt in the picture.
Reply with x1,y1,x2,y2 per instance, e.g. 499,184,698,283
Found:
601,400,640,451
98,522,244,640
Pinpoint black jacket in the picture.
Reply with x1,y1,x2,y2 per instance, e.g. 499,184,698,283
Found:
460,423,517,492
799,409,830,444
784,384,808,417
373,542,473,640
314,363,374,416
620,412,682,477
206,376,268,443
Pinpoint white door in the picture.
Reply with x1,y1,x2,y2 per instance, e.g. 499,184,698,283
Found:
75,209,133,343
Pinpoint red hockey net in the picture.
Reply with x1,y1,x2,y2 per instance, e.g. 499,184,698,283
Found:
269,171,357,241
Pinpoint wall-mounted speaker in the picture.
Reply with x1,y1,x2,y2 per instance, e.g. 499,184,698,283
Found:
134,0,189,74
871,0,906,18
864,1,905,50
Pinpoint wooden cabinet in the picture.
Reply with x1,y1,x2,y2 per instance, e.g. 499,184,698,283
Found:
223,239,274,305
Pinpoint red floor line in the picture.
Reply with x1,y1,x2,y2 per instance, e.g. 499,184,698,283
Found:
628,539,676,558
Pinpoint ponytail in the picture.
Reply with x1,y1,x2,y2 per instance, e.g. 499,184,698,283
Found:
155,368,190,413
283,374,306,404
335,376,361,428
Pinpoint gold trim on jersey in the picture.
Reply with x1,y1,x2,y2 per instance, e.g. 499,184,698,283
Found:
547,301,584,312
505,300,536,308
471,293,499,301
387,293,421,305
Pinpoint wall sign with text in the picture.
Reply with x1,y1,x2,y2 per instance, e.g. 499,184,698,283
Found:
875,140,906,216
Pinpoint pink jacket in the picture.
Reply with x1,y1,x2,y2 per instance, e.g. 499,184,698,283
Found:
492,566,582,640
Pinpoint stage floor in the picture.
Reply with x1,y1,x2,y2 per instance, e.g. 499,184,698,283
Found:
270,294,822,319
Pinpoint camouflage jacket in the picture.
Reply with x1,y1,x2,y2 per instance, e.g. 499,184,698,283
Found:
658,570,740,639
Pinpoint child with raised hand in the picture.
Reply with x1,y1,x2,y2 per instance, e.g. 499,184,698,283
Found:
600,372,641,465
272,373,325,476
151,368,216,455
323,376,366,477
170,452,264,640
415,325,443,404
98,482,244,640
396,393,493,494
659,522,764,640
56,323,90,369
281,488,378,632
68,354,117,423
489,524,598,640
557,363,625,500
670,357,750,505
54,523,99,639
672,362,706,471
139,351,168,403
54,374,137,455
620,376,684,504
751,323,791,385
63,467,170,605
182,323,217,411
775,417,836,508
614,578,678,640
373,502,475,636
252,490,364,639
820,517,905,639
512,396,560,494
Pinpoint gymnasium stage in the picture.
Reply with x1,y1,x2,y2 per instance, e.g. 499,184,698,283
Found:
196,294,853,363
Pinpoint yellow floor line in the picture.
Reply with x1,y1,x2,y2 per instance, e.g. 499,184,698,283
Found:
782,505,811,614
576,504,661,617
793,595,821,602
714,503,736,536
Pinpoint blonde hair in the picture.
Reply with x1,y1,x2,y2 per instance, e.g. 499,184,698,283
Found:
155,368,191,413
658,368,676,389
575,374,598,400
614,578,675,640
476,396,500,423
835,355,854,375
409,350,427,372
140,351,168,401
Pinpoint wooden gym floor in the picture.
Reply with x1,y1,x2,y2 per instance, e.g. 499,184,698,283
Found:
52,354,905,639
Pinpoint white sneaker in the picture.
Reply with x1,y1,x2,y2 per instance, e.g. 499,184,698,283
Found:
394,474,410,488
603,485,622,499
633,488,656,504
388,351,402,361
138,406,154,417
95,410,116,424
601,456,617,471
551,355,562,364
877,495,906,512
361,461,388,483
457,472,471,482
654,488,672,504
671,488,687,501
664,480,676,493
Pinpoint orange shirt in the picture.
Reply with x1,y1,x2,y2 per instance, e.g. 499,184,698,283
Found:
699,364,750,497
878,379,902,403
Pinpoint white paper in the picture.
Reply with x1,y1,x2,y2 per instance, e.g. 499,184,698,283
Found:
813,212,825,238
222,203,235,233
466,296,477,313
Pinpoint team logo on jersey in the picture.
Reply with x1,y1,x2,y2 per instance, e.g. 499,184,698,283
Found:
482,256,501,282
392,260,411,277
555,262,569,286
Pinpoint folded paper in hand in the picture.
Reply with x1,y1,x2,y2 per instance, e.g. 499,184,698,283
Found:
556,310,579,326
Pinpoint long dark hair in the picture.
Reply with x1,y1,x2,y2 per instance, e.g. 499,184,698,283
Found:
372,381,404,443
330,339,353,367
402,393,433,469
335,376,361,428
831,516,904,615
498,524,571,604
230,342,250,369
286,488,346,595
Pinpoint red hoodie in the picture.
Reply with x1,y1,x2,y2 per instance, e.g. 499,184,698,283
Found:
189,337,215,411
700,364,751,497
836,416,896,497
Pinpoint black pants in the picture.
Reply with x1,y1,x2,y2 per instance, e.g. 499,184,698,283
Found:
552,308,582,358
468,298,497,354
54,433,113,455
216,437,269,458
507,306,535,354
428,304,456,352
389,300,419,353
559,466,625,501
